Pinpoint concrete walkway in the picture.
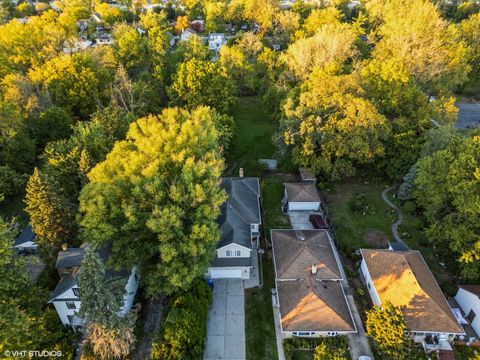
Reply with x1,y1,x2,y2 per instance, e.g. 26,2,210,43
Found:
204,279,245,360
381,185,409,248
286,210,374,360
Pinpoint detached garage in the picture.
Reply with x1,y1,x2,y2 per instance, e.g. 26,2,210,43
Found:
283,183,321,211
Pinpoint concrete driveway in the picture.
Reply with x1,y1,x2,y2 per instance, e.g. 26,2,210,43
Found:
287,210,314,230
204,279,245,360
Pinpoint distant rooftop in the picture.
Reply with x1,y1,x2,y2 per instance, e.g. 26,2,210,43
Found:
284,183,320,203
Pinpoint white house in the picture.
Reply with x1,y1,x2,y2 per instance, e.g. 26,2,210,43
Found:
95,34,113,46
208,33,227,51
49,245,138,329
360,249,465,350
180,28,197,42
271,229,356,337
282,183,321,212
455,286,480,338
13,225,38,254
207,177,261,279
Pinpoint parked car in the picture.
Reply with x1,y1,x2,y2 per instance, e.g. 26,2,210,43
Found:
309,214,328,229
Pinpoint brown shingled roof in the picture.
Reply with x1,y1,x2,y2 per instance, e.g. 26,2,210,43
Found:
284,183,320,203
277,279,355,332
272,230,341,280
361,249,464,334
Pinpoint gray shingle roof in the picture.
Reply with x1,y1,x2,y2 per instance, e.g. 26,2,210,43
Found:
14,225,35,247
56,248,85,269
284,183,320,203
217,178,260,249
50,274,78,301
211,256,252,267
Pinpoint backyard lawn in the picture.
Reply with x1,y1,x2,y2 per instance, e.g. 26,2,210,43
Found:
224,97,279,177
245,175,292,360
322,183,396,253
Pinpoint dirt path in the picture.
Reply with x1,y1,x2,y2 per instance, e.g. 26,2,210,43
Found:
381,186,409,248
131,296,165,360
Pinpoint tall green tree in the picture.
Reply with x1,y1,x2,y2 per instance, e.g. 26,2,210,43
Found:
78,247,136,360
413,132,480,280
365,303,410,359
169,59,237,113
279,68,389,180
25,168,77,259
79,107,227,295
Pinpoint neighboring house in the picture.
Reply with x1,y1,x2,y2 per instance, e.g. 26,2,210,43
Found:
76,19,89,32
299,168,316,183
63,37,93,54
208,33,227,51
207,177,261,279
95,34,113,46
180,28,197,42
387,241,409,251
455,286,480,338
271,229,356,337
360,249,465,349
13,225,38,253
282,183,321,212
49,245,138,329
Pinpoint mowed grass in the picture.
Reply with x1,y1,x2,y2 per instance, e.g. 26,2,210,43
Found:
323,183,396,251
245,175,290,360
224,97,278,177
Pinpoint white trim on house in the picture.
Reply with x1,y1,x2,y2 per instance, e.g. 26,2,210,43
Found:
455,287,480,338
208,267,250,279
216,242,252,253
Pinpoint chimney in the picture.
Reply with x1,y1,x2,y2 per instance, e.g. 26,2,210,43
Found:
61,243,68,251
311,264,317,275
239,168,244,177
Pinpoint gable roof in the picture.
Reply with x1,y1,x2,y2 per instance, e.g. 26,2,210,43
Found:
217,178,260,249
284,183,320,203
56,248,85,269
14,225,36,247
361,249,464,334
459,285,480,298
277,279,355,332
51,245,130,301
272,230,341,280
388,241,409,251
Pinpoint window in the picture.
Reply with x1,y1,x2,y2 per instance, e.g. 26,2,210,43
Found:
66,301,76,310
367,282,371,289
226,250,232,257
467,309,476,323
67,315,74,324
72,288,80,297
235,250,241,257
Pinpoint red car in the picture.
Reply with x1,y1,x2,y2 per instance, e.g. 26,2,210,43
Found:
309,214,328,229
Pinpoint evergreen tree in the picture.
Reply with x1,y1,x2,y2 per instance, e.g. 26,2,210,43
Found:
78,247,136,360
25,168,77,259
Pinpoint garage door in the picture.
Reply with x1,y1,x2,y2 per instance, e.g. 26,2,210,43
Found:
210,269,242,279
289,202,320,211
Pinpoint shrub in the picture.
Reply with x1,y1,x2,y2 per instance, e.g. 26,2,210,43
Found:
403,201,417,214
349,192,367,213
150,279,212,360
418,237,429,247
357,288,365,296
409,217,424,230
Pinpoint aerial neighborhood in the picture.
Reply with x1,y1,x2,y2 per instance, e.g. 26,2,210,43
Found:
0,0,479,359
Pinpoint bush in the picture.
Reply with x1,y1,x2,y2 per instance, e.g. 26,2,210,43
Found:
349,192,376,215
150,279,212,360
357,288,365,296
418,237,429,247
409,217,424,230
284,337,350,360
403,201,417,214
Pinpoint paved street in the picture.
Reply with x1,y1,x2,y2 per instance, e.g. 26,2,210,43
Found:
204,279,245,360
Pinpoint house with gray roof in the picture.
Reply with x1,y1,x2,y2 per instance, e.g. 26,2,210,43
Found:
207,177,261,279
271,229,356,337
282,183,321,212
13,225,38,253
49,245,138,329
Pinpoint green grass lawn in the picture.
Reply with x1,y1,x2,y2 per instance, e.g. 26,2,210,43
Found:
245,175,291,360
224,97,279,177
323,183,396,252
